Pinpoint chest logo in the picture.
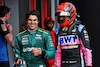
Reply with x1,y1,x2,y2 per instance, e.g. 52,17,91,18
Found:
35,34,42,40
22,35,29,45
59,35,76,45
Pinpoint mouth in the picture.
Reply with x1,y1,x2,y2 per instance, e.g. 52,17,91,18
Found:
30,24,36,27
28,23,38,30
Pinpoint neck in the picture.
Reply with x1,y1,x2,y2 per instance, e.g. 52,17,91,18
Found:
28,29,35,32
0,17,6,22
28,27,38,31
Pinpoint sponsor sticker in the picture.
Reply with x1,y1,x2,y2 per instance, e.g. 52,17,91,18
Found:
1,24,7,31
59,35,77,45
22,35,29,45
61,45,78,49
62,60,77,64
39,65,43,67
35,34,42,40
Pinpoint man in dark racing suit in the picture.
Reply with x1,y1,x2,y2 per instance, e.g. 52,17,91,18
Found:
0,6,13,67
55,2,92,67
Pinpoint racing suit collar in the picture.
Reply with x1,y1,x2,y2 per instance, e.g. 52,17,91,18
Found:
0,19,3,24
27,28,38,34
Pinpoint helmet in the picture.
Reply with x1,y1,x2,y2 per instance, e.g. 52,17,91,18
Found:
44,16,55,30
55,2,77,27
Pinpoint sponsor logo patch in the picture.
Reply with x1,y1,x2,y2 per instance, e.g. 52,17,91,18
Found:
23,47,41,52
59,35,77,45
62,60,77,64
22,35,29,45
61,45,78,49
35,34,42,39
1,24,7,31
39,65,43,67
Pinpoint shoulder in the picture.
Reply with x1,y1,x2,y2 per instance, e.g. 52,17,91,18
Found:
0,20,3,27
51,30,55,34
38,27,50,35
0,20,3,28
78,24,85,33
73,20,85,33
55,28,60,35
16,30,27,37
52,30,55,32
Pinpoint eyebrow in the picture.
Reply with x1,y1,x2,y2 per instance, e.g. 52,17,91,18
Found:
28,19,38,21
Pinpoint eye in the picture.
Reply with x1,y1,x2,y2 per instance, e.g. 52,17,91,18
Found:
58,16,66,19
28,19,38,21
28,19,32,21
34,19,37,21
55,12,60,16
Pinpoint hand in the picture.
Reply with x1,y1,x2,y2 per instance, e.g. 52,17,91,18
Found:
8,25,12,33
32,48,42,56
16,58,22,65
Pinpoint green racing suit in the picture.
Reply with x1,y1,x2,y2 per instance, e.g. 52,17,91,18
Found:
14,27,55,67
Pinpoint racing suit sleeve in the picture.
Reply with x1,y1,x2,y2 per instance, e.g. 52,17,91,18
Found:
54,28,61,67
55,44,61,67
78,25,92,67
0,23,9,37
41,31,55,59
14,36,22,61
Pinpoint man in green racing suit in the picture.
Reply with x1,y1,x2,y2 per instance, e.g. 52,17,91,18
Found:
14,10,55,67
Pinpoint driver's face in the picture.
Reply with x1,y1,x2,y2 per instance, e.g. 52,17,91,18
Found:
58,16,66,21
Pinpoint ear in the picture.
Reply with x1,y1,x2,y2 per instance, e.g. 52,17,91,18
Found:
5,13,8,17
38,20,39,23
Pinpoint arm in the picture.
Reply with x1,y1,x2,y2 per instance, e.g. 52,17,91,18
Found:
14,36,22,64
42,31,55,59
79,25,92,67
55,44,61,67
54,28,61,67
32,31,55,59
4,25,13,42
0,23,13,43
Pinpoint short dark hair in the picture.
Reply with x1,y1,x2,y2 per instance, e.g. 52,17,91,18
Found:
25,10,40,21
0,6,10,17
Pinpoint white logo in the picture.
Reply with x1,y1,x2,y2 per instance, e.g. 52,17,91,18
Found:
72,28,76,32
23,47,41,52
36,34,42,36
39,65,43,67
22,35,29,45
35,34,42,39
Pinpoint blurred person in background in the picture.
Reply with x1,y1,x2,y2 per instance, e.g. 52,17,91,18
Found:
44,16,55,67
21,23,27,31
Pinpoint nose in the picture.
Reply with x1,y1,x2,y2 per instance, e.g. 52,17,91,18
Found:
30,20,36,24
59,17,64,20
28,19,37,23
58,16,66,20
51,23,54,26
31,20,35,23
